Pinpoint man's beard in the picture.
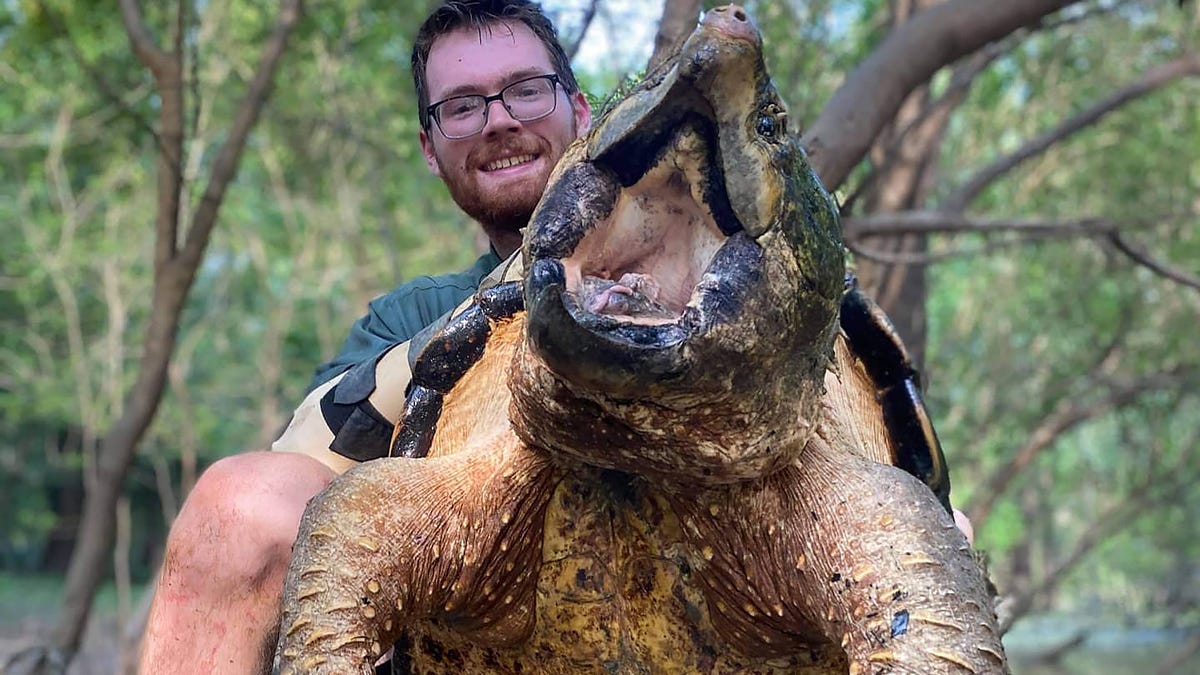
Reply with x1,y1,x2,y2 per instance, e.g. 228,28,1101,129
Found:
440,137,554,235
444,167,545,234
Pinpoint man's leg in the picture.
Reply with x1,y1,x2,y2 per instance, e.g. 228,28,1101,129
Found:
138,451,335,675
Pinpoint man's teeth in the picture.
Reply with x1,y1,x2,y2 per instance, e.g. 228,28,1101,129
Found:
484,154,535,171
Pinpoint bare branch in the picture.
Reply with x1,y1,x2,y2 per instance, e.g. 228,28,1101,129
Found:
804,0,1083,190
180,0,305,266
845,0,1111,213
967,368,1197,527
942,53,1200,211
1108,232,1200,291
842,43,1004,214
565,0,600,62
844,212,1200,291
33,0,164,153
844,211,1115,238
118,0,171,75
174,0,185,57
847,234,1053,265
1001,467,1194,629
647,0,701,73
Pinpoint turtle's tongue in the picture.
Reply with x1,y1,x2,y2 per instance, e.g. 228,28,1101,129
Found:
576,273,675,323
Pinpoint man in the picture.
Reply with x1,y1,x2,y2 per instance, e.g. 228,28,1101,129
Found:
137,2,591,672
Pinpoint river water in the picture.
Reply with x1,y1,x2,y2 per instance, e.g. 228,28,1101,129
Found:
1007,615,1200,674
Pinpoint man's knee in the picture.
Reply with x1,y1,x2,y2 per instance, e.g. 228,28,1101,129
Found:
162,451,336,585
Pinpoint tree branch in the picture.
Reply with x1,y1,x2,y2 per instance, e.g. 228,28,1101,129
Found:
1001,468,1194,630
942,52,1200,211
844,211,1200,290
1108,232,1200,291
968,368,1196,527
565,0,599,62
841,42,1004,215
804,0,1083,190
180,0,304,267
845,0,1112,215
844,211,1115,238
647,0,702,73
847,234,1058,265
34,0,165,160
118,0,171,75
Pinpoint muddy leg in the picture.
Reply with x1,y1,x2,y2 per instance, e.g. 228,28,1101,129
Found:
788,446,1008,674
670,437,1006,674
274,442,560,675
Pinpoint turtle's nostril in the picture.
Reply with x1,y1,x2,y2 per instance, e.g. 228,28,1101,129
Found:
733,8,746,21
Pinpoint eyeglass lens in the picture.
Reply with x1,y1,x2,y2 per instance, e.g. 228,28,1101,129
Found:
435,76,558,138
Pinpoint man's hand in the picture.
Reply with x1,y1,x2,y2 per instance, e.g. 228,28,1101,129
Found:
954,508,975,546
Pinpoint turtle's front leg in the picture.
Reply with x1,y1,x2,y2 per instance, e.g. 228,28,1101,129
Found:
274,442,560,675
671,435,1007,674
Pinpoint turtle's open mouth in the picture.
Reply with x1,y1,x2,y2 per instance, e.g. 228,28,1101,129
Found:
561,113,739,328
524,94,766,388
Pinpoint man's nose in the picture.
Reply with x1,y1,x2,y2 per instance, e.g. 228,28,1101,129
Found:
481,98,521,136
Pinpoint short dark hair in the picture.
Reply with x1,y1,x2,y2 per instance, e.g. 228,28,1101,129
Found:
412,0,580,131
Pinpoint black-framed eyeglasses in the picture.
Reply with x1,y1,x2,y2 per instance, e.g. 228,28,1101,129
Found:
426,74,562,139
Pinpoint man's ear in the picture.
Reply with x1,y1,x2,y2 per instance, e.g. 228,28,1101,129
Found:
419,128,443,178
571,90,592,138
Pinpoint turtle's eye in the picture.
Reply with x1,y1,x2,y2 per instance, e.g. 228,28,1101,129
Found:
756,115,777,137
756,103,788,138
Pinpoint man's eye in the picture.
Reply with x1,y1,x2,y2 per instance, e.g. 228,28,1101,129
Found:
446,99,482,118
513,86,545,99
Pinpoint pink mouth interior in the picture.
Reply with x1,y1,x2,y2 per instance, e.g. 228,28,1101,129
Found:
562,132,726,326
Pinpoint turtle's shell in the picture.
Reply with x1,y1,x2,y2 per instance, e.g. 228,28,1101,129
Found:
829,280,951,512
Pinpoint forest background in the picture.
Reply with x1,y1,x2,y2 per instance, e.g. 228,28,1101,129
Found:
0,0,1196,673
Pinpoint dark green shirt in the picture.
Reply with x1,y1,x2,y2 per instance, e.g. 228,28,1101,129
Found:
308,250,503,391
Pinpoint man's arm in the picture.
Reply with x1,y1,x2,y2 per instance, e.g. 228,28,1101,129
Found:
273,251,515,473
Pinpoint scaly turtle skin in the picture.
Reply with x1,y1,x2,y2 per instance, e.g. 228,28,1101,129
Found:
275,6,1006,674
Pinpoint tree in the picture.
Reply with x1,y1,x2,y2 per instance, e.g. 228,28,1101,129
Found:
3,0,304,670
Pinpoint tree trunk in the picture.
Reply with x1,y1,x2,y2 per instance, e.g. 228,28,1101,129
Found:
648,0,702,72
850,0,941,366
33,1,307,667
803,0,1083,190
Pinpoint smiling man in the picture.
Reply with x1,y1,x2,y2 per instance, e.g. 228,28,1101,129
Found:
137,2,590,672
418,18,589,258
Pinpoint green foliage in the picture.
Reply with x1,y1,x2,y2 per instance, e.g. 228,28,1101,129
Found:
923,1,1199,624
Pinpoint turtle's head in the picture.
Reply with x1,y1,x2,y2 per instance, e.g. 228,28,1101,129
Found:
513,5,844,484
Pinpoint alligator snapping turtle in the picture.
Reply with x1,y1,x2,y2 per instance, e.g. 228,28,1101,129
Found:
275,6,1006,674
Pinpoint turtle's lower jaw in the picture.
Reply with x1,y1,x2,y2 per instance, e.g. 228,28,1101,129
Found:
525,226,765,397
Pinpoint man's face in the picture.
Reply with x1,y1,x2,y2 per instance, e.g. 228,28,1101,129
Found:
420,21,591,247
